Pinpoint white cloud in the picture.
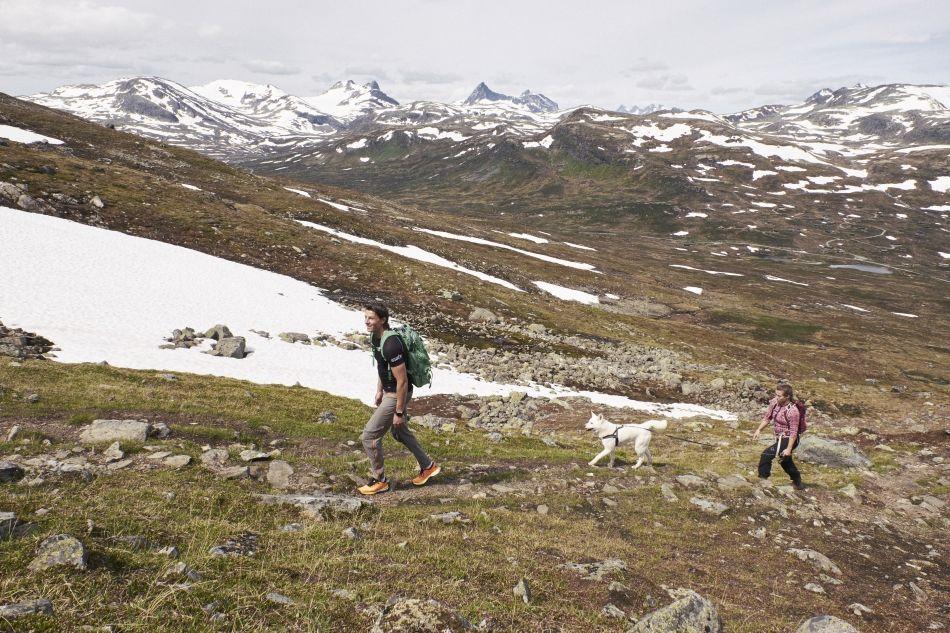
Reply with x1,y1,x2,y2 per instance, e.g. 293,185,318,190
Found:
243,59,301,75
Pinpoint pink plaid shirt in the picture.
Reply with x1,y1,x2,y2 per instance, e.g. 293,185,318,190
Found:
764,398,801,438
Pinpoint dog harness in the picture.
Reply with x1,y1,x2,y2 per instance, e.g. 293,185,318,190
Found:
600,423,653,448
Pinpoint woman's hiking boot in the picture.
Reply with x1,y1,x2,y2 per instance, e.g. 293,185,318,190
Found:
358,477,390,495
411,462,441,486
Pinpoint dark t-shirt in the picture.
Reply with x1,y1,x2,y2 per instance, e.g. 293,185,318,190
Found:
373,332,407,393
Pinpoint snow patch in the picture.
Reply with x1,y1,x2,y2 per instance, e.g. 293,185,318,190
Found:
532,281,599,304
284,187,311,198
683,286,703,295
0,124,63,145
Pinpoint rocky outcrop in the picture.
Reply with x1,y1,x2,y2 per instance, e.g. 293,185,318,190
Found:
79,419,151,444
797,436,870,468
29,534,88,571
627,589,722,633
796,615,861,633
0,461,27,483
372,597,472,633
206,336,246,358
0,321,54,359
0,599,54,619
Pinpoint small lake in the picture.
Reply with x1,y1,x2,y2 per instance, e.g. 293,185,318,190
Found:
829,264,893,275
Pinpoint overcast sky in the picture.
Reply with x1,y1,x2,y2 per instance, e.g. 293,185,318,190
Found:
1,0,948,113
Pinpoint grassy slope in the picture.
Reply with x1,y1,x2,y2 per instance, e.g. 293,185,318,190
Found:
2,358,946,631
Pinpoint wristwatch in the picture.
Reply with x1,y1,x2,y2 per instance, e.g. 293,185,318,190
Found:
395,411,405,418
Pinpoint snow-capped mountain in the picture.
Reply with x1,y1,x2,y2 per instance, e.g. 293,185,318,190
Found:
462,82,559,113
28,77,341,158
303,80,399,122
617,103,666,115
727,83,950,146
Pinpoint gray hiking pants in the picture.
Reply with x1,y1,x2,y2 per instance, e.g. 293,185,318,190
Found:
361,393,431,480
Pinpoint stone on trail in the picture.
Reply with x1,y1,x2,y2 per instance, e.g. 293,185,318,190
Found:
796,616,861,633
79,419,150,444
796,436,871,469
716,474,751,492
372,597,472,633
787,548,842,576
200,448,229,467
29,534,88,571
218,466,249,480
690,496,729,516
627,589,722,633
0,460,26,483
0,599,54,619
256,493,374,521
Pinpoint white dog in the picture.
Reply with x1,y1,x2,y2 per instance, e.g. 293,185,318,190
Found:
585,412,668,469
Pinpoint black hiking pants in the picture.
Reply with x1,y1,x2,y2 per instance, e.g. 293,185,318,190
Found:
758,436,801,483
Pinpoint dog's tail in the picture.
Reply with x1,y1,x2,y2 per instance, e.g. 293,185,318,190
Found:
639,419,668,431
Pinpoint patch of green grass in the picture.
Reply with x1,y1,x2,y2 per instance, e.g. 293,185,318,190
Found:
707,310,822,344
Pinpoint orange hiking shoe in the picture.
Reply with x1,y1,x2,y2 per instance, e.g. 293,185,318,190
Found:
357,478,390,496
411,462,441,486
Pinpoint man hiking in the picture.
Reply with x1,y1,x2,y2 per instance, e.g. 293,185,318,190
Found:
752,383,805,490
357,302,440,495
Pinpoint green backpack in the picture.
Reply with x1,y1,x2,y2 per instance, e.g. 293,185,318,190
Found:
373,325,433,388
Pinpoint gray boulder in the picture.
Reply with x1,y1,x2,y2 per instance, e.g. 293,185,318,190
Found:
797,436,870,468
0,599,53,619
796,615,860,633
788,548,842,576
372,597,472,632
0,461,25,483
690,496,729,516
208,336,246,358
79,419,151,444
29,534,88,571
278,332,310,344
627,589,722,633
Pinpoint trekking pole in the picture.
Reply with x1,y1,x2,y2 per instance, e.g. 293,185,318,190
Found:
774,433,786,463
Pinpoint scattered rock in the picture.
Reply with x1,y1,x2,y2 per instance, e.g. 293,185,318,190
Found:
217,466,249,480
797,436,871,469
266,592,295,606
0,322,52,359
513,577,531,604
838,483,859,501
536,504,549,515
0,599,53,619
256,493,374,521
343,527,362,541
102,442,124,463
6,425,21,442
0,460,26,483
267,460,293,489
209,532,259,557
207,336,246,359
29,534,88,571
716,474,751,492
164,455,191,469
676,474,705,489
467,308,498,323
318,411,338,424
560,558,628,581
200,448,229,468
79,419,151,444
109,535,149,551
787,548,842,576
795,615,859,632
602,603,626,619
429,511,465,524
240,449,270,462
26,393,40,404
372,597,472,633
804,582,825,594
164,561,202,582
152,422,171,439
627,588,722,633
660,483,679,502
690,496,729,516
278,332,310,344
848,603,872,617
204,324,233,340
